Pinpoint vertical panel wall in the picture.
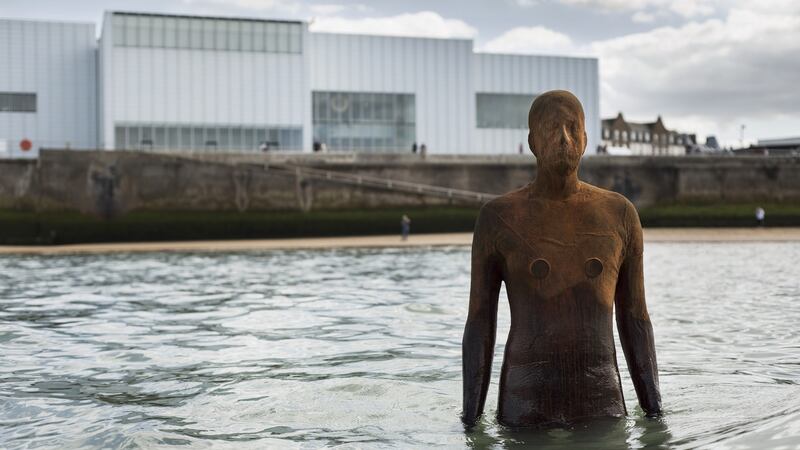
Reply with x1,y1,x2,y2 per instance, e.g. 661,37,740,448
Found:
309,33,474,154
0,14,601,157
99,13,308,151
0,19,97,158
472,54,600,155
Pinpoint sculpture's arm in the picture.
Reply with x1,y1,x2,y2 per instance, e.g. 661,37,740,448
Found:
615,203,662,417
461,207,502,428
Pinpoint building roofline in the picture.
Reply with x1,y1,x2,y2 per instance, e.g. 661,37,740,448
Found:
0,17,95,27
108,10,304,25
309,30,474,44
474,50,598,61
758,136,800,146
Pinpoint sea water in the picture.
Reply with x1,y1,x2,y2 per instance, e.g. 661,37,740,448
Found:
1,243,799,449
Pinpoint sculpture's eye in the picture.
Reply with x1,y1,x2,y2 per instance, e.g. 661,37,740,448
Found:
530,259,550,279
585,258,603,278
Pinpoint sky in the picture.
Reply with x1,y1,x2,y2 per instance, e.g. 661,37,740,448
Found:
2,0,798,146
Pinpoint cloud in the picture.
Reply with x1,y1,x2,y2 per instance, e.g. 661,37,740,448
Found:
480,26,577,55
558,0,638,10
309,11,478,39
666,0,715,18
557,0,719,19
182,0,301,14
631,11,656,22
592,4,800,139
308,4,346,16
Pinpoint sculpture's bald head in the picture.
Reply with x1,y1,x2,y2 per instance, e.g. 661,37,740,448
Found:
528,90,587,176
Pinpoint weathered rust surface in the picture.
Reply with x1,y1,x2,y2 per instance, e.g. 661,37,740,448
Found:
462,90,661,428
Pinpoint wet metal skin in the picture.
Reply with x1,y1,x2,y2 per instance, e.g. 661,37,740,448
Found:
462,90,662,428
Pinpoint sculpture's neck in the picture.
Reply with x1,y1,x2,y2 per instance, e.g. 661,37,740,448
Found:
531,167,580,200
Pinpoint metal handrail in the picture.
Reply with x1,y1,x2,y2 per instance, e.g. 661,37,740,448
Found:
262,162,496,203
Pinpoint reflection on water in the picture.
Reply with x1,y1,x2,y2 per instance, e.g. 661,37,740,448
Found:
465,416,672,449
1,243,799,449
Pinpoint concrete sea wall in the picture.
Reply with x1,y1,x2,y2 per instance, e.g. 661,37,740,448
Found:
1,150,799,216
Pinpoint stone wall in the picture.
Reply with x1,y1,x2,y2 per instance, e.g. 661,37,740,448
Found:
1,150,798,216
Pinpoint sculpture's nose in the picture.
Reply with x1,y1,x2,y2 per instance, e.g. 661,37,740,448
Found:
561,124,574,149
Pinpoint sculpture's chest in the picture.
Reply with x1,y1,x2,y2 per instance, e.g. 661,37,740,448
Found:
493,210,625,304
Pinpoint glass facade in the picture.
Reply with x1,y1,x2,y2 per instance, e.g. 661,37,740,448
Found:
112,13,303,54
476,93,536,129
312,91,415,152
0,92,36,112
114,123,302,151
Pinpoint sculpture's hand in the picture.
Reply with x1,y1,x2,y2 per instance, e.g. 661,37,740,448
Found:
615,201,663,417
462,206,502,427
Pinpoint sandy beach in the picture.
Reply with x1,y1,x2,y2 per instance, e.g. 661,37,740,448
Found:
1,228,799,255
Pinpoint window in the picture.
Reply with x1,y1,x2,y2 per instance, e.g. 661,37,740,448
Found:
289,24,302,53
613,130,619,140
266,22,278,52
152,17,166,47
125,15,138,46
214,20,227,50
114,123,302,151
155,127,166,147
205,19,218,50
113,15,127,46
115,126,126,149
277,23,290,53
603,128,609,139
622,131,628,141
313,91,416,152
253,22,266,51
127,126,140,149
164,18,177,48
187,19,202,49
476,93,535,129
228,20,240,51
177,18,191,48
193,127,204,148
0,92,37,112
111,14,303,54
180,127,192,149
167,127,179,148
241,22,254,51
138,16,152,47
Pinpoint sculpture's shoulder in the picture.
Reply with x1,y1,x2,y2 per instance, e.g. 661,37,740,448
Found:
578,181,642,250
578,181,637,218
479,185,530,220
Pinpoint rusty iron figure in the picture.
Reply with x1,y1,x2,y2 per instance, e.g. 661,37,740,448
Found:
462,90,662,428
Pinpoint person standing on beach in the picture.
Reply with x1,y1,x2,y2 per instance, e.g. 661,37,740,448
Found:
401,215,411,241
755,206,765,226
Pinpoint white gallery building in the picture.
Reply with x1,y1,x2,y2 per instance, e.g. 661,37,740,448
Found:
0,12,599,157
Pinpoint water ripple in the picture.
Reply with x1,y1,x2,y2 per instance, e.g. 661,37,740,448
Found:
1,243,799,448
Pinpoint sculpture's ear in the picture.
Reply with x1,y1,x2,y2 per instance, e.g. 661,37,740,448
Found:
528,131,536,156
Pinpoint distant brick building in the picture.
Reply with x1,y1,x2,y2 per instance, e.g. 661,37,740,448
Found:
600,113,696,156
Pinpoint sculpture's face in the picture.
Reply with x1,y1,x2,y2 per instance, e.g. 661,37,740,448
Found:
528,91,587,176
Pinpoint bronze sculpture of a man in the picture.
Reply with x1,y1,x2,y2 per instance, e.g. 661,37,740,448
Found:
462,90,662,428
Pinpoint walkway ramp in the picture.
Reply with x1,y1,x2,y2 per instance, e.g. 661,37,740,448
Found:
260,162,497,203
